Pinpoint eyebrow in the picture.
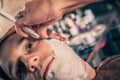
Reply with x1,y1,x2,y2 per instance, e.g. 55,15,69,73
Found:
17,37,25,45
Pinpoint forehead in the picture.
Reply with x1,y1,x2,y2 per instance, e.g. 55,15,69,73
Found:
0,33,21,57
1,33,21,48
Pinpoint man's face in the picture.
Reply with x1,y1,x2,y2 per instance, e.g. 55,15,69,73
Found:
0,33,54,80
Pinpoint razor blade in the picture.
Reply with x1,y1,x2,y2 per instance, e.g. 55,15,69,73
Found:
22,27,40,39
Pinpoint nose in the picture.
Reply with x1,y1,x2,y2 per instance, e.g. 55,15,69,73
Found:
20,55,40,72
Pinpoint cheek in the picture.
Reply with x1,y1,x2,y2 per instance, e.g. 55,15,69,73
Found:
9,54,20,62
24,73,37,80
35,42,51,54
34,46,50,57
1,49,17,64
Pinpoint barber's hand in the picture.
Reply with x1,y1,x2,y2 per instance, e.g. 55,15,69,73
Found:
15,0,63,38
15,0,102,38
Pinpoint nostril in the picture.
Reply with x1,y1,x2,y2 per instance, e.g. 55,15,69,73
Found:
33,58,38,62
19,55,39,73
30,66,36,72
31,66,34,69
29,57,39,72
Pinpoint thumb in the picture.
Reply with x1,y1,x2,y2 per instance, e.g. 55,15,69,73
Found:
36,26,49,38
15,26,29,38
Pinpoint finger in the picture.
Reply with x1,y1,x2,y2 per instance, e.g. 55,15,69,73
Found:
15,21,23,28
15,13,31,27
23,0,43,26
15,0,37,26
35,25,49,38
15,26,28,38
25,0,36,13
19,10,40,26
49,33,67,42
25,0,37,8
33,18,60,38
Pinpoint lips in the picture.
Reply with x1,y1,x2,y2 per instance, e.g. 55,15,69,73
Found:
39,55,54,79
23,56,55,80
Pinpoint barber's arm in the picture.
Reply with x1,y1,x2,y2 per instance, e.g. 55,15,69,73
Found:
15,0,102,38
54,0,102,14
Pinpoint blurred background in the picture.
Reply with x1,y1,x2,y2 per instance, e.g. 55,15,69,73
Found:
48,0,120,67
0,0,120,69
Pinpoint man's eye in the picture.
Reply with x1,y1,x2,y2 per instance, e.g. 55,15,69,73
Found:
26,41,33,52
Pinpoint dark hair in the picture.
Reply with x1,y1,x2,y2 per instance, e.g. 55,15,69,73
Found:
0,67,11,80
94,55,120,80
0,32,16,80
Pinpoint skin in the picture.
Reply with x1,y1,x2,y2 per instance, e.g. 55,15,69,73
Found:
15,0,102,38
0,32,95,80
0,33,55,80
